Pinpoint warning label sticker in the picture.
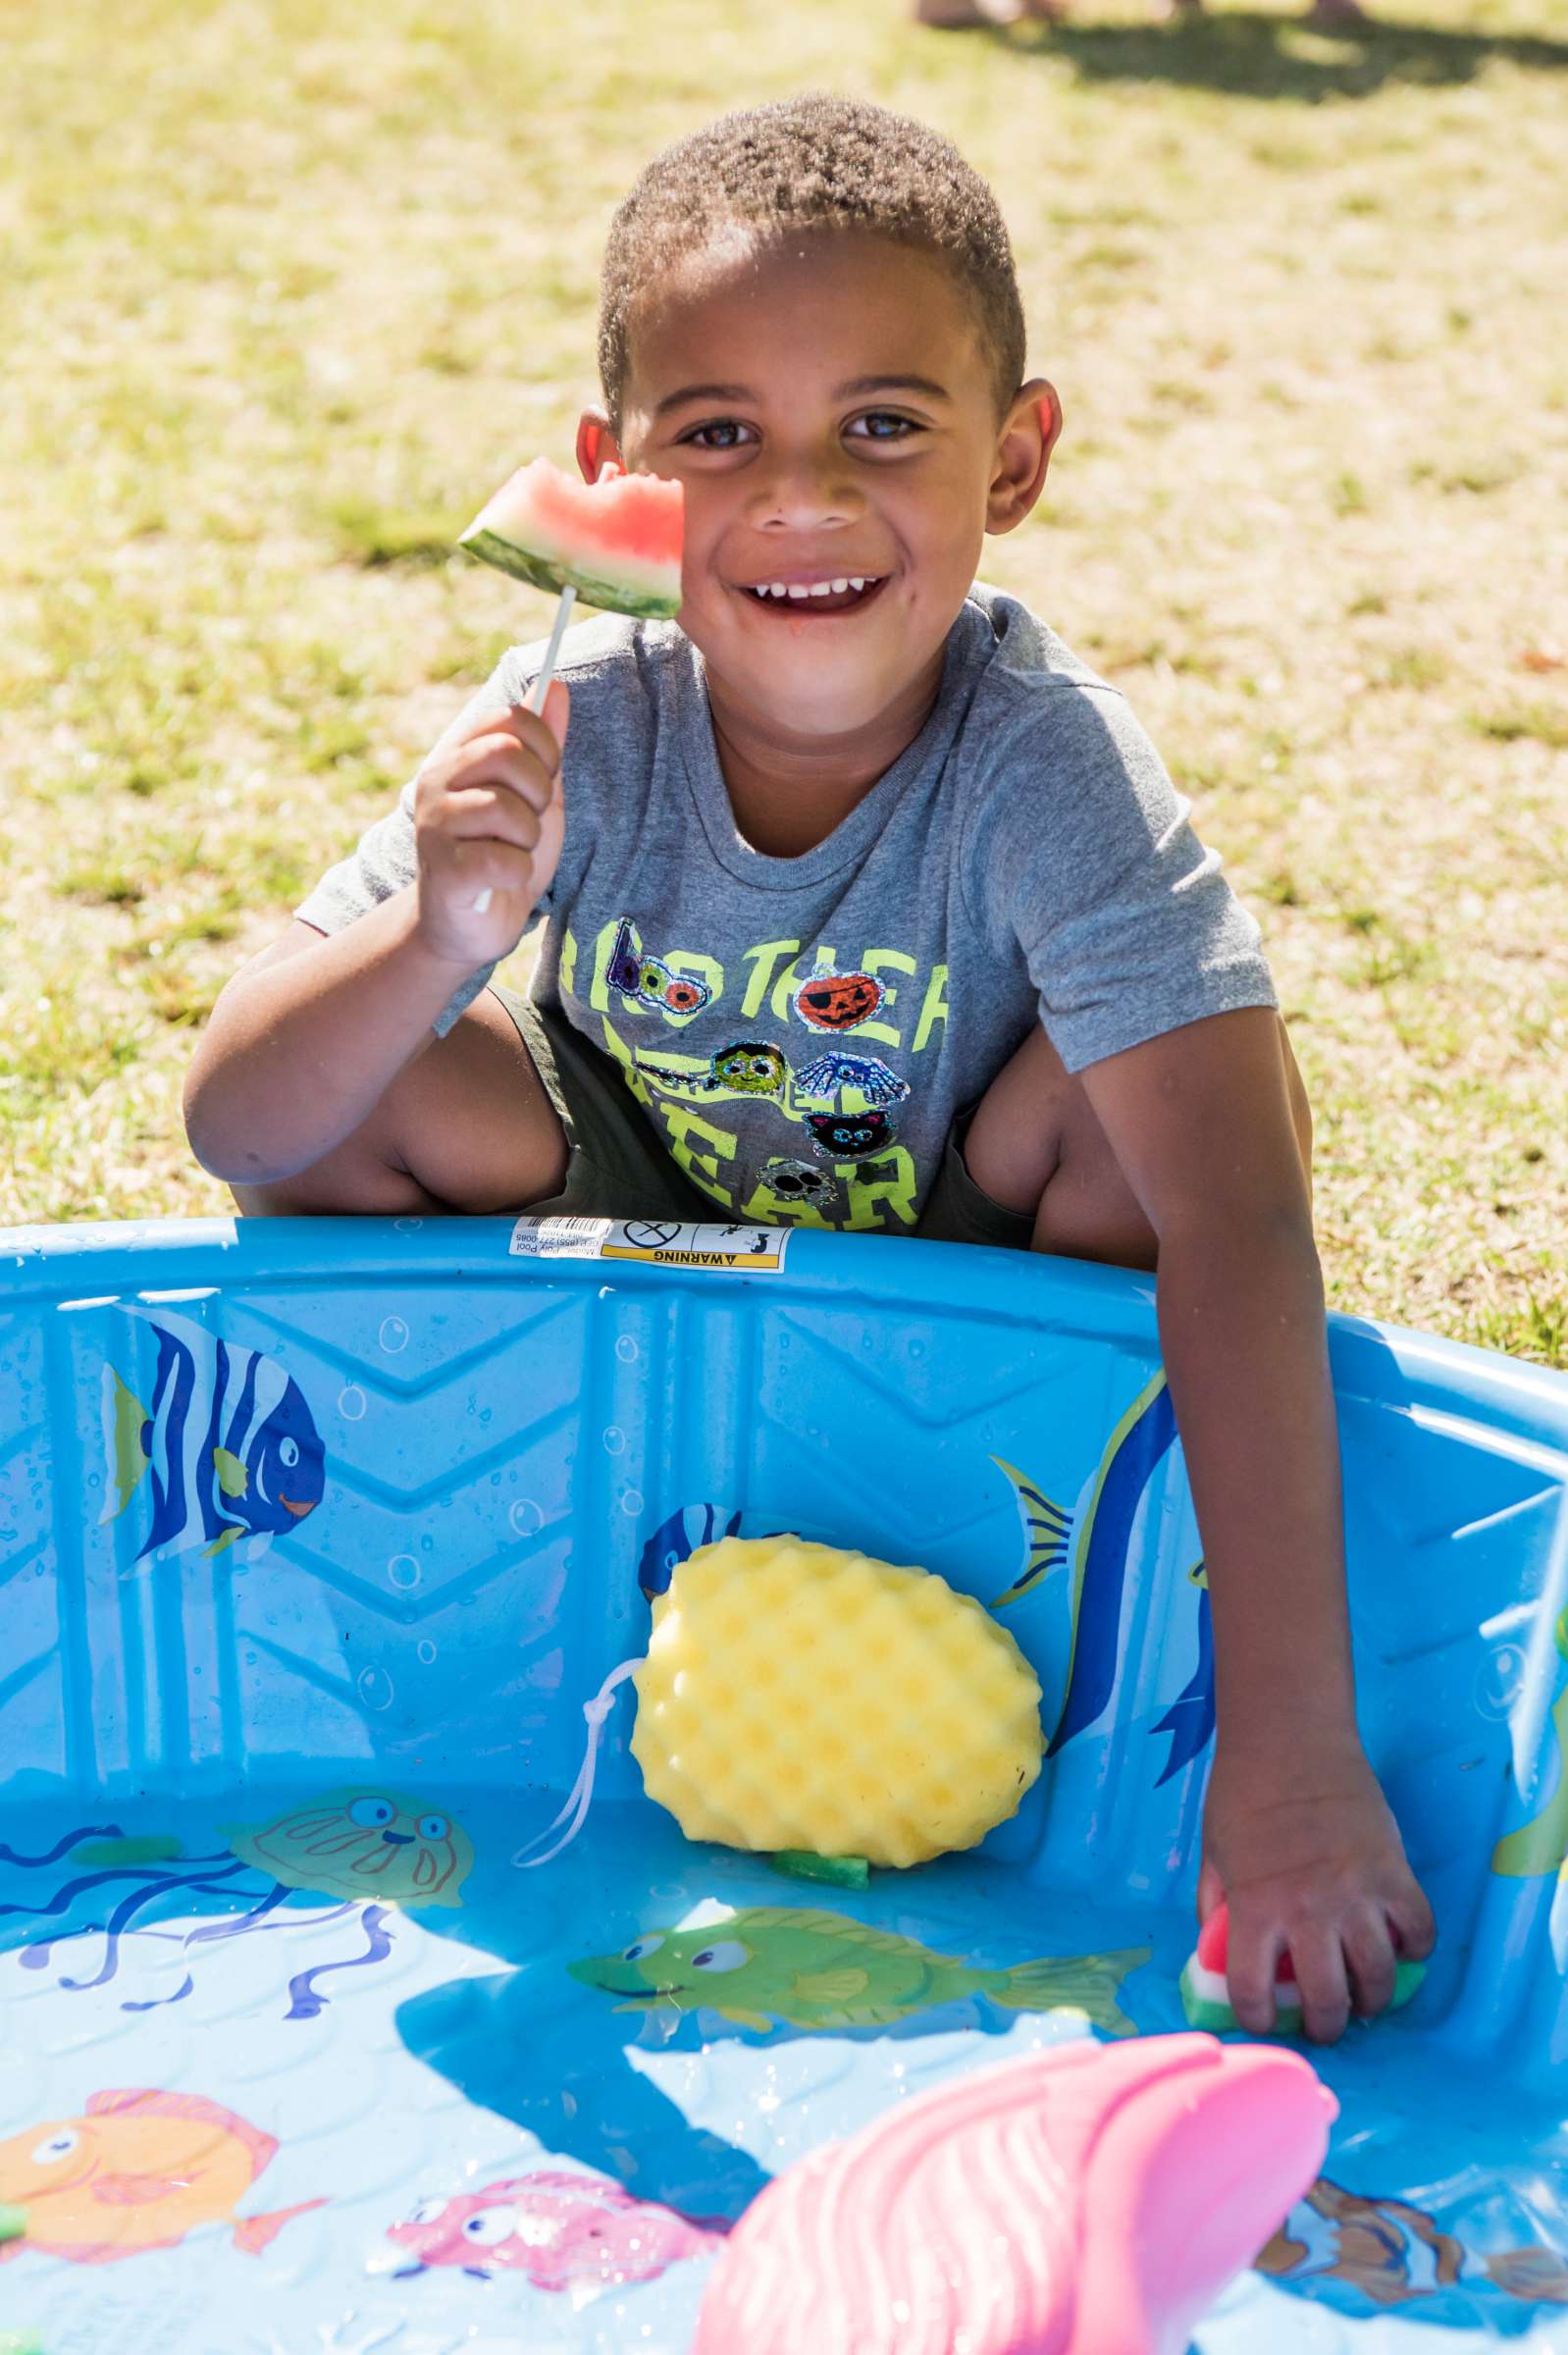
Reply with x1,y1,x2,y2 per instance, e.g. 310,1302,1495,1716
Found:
508,1216,792,1274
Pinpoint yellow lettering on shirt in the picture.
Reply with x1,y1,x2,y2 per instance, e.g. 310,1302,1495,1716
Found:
658,1103,737,1205
597,1016,655,1113
913,963,951,1053
588,916,626,1015
843,1146,920,1230
854,948,917,1049
771,945,834,1024
558,926,579,1000
739,1177,834,1229
740,940,801,1020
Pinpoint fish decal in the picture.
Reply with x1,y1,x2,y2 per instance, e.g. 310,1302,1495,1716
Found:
384,2171,726,2291
637,1502,746,1600
1257,2177,1568,2310
1491,1607,1568,1879
988,1458,1074,1608
606,918,712,1018
1150,1562,1214,1786
226,1788,474,1908
100,1303,324,1564
793,968,884,1032
989,1373,1201,1769
571,1907,1146,2036
0,2089,324,2265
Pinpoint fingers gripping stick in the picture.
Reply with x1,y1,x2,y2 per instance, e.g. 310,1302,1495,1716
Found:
467,582,575,916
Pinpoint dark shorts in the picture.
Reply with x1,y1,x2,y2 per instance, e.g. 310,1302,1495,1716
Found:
490,985,1035,1252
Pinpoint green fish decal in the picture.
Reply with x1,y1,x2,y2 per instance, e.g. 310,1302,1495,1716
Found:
570,1907,1147,2036
1492,1608,1568,1879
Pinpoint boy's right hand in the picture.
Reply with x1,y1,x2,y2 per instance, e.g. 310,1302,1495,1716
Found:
412,679,569,970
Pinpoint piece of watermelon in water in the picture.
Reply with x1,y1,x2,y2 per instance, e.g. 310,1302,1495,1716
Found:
1179,1902,1425,2035
458,457,684,619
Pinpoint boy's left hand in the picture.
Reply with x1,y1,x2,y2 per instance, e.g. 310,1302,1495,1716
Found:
1199,1737,1436,2043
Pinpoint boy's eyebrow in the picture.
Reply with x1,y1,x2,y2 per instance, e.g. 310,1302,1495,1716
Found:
650,373,953,419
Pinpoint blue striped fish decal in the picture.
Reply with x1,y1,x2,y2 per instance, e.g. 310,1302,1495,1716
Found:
989,1372,1213,1773
100,1304,325,1564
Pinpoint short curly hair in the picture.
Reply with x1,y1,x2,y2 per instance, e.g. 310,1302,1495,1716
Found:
598,94,1027,439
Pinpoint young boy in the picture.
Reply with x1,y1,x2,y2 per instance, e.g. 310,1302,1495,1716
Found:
184,93,1433,2040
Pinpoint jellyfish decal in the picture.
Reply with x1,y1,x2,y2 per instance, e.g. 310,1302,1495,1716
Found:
0,1790,473,2022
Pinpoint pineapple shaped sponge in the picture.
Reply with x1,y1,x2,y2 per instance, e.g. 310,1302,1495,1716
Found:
630,1536,1044,1869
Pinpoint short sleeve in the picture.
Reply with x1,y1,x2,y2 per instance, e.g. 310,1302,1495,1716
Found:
292,645,541,1037
965,683,1278,1074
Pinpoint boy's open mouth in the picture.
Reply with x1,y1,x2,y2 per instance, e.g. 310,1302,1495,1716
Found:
735,574,889,618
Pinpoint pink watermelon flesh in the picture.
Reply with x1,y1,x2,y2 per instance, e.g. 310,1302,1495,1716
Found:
458,457,684,619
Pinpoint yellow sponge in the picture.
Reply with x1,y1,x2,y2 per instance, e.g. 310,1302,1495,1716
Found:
629,1535,1044,1869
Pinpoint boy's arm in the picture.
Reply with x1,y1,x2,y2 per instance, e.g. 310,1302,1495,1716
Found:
185,688,568,1185
1073,1005,1436,2042
183,896,473,1184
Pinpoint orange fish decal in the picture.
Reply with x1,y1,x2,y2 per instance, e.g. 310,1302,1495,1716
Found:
1257,2177,1568,2309
0,2089,324,2265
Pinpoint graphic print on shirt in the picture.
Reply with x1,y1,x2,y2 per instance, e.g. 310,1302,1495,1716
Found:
758,1158,839,1210
606,917,714,1020
573,922,952,1231
639,1040,789,1101
804,1109,898,1161
792,965,885,1032
793,1051,909,1109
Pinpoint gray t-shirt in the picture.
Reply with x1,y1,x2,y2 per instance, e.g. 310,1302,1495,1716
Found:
295,582,1278,1233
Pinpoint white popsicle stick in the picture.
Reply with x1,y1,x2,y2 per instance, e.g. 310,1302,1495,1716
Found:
468,581,577,915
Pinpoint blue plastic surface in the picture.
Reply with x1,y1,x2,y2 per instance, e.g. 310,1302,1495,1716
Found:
3,1213,1568,2352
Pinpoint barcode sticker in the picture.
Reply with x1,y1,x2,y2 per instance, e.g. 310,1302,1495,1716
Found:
508,1217,791,1273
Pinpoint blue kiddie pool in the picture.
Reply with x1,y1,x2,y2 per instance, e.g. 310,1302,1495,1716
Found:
3,1212,1568,2353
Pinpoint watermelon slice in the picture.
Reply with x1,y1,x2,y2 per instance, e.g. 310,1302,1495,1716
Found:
1179,1902,1425,2035
458,457,684,619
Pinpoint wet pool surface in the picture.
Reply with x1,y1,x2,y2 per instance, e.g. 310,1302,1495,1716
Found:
3,1796,1566,2355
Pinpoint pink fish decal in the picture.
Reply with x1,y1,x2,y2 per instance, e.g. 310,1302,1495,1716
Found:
696,2032,1335,2355
387,2169,726,2293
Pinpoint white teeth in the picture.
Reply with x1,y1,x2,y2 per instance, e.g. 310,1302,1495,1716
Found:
745,575,881,602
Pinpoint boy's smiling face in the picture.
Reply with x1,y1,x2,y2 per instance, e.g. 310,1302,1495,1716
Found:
577,230,1060,748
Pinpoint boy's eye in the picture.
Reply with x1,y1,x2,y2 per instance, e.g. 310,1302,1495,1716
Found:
679,413,920,450
683,419,753,450
849,412,919,442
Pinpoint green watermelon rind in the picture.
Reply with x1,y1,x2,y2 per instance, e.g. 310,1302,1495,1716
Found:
1178,1956,1426,2036
458,527,681,619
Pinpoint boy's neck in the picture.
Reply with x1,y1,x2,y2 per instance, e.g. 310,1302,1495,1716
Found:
705,644,946,860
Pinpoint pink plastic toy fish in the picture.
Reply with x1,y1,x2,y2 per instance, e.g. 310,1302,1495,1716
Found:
387,2169,725,2293
695,2031,1335,2355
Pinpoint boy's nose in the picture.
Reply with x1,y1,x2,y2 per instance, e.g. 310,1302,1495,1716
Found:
747,455,863,530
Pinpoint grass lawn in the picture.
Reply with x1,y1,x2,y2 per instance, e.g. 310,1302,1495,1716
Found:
2,0,1564,1363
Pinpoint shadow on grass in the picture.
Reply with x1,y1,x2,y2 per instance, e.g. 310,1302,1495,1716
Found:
992,12,1568,100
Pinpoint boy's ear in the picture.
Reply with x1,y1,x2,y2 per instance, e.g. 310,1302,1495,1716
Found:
576,407,626,484
986,379,1063,536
